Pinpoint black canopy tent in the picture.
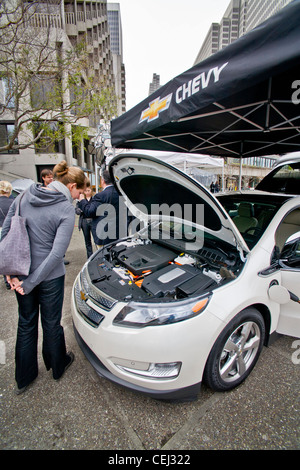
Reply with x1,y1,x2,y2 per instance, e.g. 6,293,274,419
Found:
111,1,300,160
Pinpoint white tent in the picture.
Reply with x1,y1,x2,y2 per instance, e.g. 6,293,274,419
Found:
111,149,224,190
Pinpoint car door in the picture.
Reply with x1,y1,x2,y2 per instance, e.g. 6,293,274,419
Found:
276,234,300,338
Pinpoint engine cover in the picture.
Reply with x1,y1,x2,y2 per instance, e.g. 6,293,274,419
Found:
117,244,175,276
142,264,199,296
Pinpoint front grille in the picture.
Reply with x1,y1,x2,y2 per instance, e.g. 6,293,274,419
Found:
81,268,117,310
74,282,104,328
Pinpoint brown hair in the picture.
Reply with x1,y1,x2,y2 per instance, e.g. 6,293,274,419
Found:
41,168,53,178
83,179,94,198
53,160,86,189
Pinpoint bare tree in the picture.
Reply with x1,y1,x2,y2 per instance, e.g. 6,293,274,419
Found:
0,0,117,154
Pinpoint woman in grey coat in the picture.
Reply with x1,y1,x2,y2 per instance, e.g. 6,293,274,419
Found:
1,161,86,394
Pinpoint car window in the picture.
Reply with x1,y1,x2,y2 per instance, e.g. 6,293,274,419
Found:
280,237,300,268
219,197,280,249
256,162,300,194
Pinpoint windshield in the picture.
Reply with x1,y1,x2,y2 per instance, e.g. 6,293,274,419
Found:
218,194,289,249
256,162,300,194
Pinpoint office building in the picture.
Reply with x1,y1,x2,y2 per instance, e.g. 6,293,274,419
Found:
242,0,293,34
107,3,126,114
0,0,117,183
149,73,161,95
194,0,293,63
193,0,294,189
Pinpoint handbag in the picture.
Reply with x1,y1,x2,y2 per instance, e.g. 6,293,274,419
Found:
0,191,31,276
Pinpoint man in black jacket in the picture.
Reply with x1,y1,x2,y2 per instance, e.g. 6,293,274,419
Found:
78,170,124,247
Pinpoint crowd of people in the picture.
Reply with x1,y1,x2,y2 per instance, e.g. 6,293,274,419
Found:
210,180,220,193
0,162,121,395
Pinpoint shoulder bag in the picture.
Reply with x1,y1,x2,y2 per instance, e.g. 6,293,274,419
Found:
0,191,31,276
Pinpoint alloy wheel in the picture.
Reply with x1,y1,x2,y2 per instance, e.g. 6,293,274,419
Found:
219,321,261,383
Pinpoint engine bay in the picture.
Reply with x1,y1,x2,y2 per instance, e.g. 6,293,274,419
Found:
87,234,244,303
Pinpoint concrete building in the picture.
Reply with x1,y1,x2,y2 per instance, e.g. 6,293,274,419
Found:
0,0,117,184
107,2,126,115
241,0,293,35
193,0,294,189
195,0,293,63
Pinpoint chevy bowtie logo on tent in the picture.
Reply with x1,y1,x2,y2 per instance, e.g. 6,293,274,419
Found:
139,94,172,124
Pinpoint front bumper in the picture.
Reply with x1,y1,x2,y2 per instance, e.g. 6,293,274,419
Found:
71,271,224,401
73,325,201,401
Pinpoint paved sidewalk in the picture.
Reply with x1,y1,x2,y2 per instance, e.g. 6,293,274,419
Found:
0,227,299,450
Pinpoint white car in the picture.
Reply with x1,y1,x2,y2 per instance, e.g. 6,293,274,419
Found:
256,152,300,195
71,154,300,400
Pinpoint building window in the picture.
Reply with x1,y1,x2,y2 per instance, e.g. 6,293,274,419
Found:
0,76,15,108
0,124,19,153
33,121,65,153
69,78,87,116
30,74,61,109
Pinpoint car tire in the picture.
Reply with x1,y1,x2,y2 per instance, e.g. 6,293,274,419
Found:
203,307,265,392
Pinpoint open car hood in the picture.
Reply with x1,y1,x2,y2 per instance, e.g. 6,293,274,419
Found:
109,154,250,255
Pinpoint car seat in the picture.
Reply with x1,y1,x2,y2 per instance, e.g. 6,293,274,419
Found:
233,202,258,233
275,209,300,251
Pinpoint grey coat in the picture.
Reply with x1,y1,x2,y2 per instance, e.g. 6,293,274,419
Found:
1,183,75,294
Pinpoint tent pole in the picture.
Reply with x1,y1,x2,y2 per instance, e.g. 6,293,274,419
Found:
222,163,224,192
95,161,99,191
238,143,244,191
239,158,243,190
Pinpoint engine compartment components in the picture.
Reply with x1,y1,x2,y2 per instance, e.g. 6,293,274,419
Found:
87,237,242,302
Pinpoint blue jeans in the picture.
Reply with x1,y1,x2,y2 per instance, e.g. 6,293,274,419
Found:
15,275,69,388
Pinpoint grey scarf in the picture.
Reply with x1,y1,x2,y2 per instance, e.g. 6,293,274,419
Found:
48,180,73,204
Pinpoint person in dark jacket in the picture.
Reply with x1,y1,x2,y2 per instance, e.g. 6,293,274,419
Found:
78,170,123,248
76,180,94,258
1,161,86,394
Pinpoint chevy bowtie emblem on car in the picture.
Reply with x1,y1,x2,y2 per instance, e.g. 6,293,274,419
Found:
139,93,172,123
80,290,87,301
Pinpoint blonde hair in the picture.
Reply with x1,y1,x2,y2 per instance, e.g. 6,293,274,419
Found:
53,160,86,189
0,180,12,195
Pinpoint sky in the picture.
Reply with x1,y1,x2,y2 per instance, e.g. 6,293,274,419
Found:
115,0,229,111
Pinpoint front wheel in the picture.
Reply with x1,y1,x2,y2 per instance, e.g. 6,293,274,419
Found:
203,308,265,392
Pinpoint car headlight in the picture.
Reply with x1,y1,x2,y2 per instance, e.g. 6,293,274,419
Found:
113,295,211,328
